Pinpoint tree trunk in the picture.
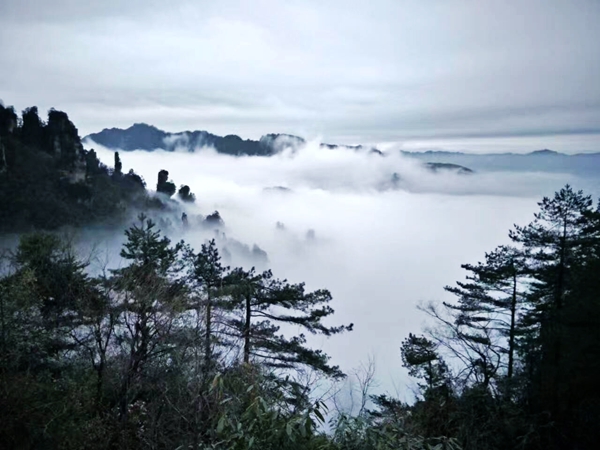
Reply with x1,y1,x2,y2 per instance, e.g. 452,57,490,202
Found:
243,292,251,364
507,272,517,379
204,288,212,375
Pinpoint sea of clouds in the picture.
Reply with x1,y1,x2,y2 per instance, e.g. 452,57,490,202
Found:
88,139,587,401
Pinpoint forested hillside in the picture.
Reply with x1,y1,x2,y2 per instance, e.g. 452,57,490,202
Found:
1,101,600,449
0,103,155,231
0,103,204,232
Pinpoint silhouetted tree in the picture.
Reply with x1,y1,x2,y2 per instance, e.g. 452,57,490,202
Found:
443,245,528,386
110,215,186,427
510,185,594,420
223,267,353,378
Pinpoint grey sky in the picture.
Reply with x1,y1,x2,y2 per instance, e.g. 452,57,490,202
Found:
1,0,599,152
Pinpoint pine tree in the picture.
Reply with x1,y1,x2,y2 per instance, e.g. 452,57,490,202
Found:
509,185,594,417
401,333,451,397
187,239,228,375
443,245,528,385
224,267,353,378
110,214,186,421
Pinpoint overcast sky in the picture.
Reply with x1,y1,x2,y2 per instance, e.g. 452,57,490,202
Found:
1,0,599,152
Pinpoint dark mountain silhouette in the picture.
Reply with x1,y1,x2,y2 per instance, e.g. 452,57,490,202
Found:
85,123,278,155
84,123,381,155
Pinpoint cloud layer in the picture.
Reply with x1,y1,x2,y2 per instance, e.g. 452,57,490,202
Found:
83,143,588,398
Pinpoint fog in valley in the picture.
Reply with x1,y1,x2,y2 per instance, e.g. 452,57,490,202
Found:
81,141,584,399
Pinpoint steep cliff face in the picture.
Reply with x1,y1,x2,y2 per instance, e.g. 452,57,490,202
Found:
0,104,18,173
0,103,151,231
44,109,89,182
46,109,84,164
0,134,7,174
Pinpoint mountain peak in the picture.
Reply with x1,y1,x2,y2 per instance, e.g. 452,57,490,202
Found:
530,149,558,155
130,122,157,129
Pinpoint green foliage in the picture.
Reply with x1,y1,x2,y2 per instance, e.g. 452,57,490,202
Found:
222,266,353,378
0,219,359,449
401,334,451,397
3,113,599,450
403,185,600,449
206,367,328,450
0,104,158,231
326,411,462,450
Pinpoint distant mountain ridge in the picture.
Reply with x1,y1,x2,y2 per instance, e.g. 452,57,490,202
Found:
85,123,600,178
85,123,380,156
402,149,600,177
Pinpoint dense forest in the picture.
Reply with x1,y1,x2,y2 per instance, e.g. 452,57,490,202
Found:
1,102,600,449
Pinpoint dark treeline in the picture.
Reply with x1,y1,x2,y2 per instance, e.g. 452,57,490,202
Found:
400,185,600,450
2,101,600,449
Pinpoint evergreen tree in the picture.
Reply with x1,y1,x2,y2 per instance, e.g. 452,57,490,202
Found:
443,245,528,385
400,333,455,438
401,333,451,397
224,267,353,378
12,233,92,361
187,239,228,375
509,185,594,418
110,214,186,423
